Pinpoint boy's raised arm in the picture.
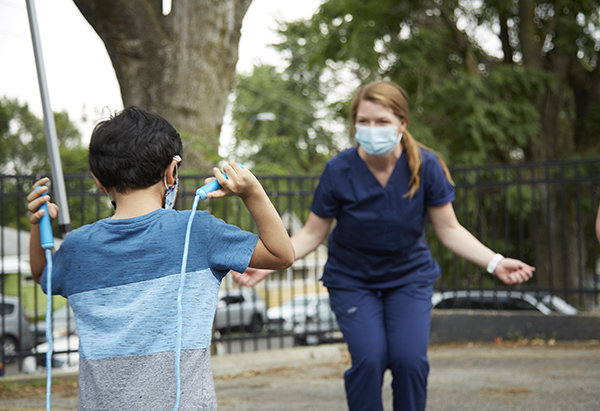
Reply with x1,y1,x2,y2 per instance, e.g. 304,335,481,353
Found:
206,163,294,270
243,186,295,270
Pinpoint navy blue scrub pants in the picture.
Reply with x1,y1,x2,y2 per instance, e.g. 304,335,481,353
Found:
328,281,434,411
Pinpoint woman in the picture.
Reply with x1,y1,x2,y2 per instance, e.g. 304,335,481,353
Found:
233,81,535,411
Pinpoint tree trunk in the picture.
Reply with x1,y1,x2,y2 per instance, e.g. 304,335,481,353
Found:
532,178,590,306
518,0,539,67
514,0,594,301
73,0,253,171
568,56,600,152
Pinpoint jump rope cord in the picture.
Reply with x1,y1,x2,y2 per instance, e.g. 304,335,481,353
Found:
36,188,54,411
173,165,238,410
174,194,200,411
45,249,53,411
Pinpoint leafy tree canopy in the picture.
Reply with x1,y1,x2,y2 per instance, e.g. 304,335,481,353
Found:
231,65,341,175
260,0,600,166
0,98,88,175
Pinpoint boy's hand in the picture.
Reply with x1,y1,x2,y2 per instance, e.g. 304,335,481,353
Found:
205,162,260,200
27,177,59,224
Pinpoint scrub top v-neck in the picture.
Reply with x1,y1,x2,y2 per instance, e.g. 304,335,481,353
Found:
311,146,455,290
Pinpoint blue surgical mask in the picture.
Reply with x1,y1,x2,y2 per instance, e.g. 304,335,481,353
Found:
354,124,402,156
164,155,181,210
164,178,178,209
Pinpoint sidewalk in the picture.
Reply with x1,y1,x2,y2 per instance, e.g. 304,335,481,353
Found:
0,340,599,410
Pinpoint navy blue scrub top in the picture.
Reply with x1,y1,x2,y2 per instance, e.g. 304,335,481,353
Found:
311,146,455,290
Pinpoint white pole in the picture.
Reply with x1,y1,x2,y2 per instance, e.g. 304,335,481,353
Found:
25,0,72,237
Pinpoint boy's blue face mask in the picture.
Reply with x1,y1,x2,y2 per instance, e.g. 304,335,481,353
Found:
164,155,181,209
354,124,402,156
164,178,178,209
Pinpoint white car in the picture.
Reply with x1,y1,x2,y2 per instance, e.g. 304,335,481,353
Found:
266,293,331,332
291,297,343,346
539,295,579,315
32,333,79,372
35,303,78,343
214,288,267,334
431,290,578,315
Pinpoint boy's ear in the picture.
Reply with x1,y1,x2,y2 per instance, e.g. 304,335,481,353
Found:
91,173,109,194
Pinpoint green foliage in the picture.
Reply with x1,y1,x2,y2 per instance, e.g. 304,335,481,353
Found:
419,66,554,166
231,65,338,175
0,98,88,175
0,98,92,233
506,330,524,342
268,0,600,166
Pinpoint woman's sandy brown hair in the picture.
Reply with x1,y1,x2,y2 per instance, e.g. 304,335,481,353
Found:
349,81,454,198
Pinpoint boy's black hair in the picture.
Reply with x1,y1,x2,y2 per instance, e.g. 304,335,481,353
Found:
89,107,183,193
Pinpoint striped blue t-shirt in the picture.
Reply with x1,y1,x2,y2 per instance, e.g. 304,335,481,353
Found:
41,208,258,410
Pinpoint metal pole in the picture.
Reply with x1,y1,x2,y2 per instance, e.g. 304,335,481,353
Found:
25,0,72,237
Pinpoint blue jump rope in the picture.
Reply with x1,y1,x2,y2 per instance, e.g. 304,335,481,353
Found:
35,188,54,411
174,168,240,410
38,167,237,411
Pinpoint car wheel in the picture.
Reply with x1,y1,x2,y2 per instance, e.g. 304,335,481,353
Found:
249,314,264,334
1,336,18,363
294,335,307,346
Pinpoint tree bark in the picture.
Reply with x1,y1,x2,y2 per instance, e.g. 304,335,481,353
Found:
73,0,253,171
518,0,539,67
568,56,600,151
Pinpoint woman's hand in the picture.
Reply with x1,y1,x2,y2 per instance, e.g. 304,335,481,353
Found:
494,258,535,285
231,268,274,287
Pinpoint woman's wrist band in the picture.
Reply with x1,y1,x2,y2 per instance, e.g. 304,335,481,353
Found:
486,253,504,274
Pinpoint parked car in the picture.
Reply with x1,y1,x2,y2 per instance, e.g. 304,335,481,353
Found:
0,296,36,361
33,333,79,371
431,290,578,315
539,295,579,315
35,303,78,343
214,288,267,334
266,293,331,332
292,297,343,346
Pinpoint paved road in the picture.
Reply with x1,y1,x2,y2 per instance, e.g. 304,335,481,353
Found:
0,341,598,410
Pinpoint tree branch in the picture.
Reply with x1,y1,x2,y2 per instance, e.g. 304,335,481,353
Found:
438,3,480,77
541,0,563,43
498,8,513,64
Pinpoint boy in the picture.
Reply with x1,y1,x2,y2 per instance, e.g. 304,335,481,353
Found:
28,107,294,410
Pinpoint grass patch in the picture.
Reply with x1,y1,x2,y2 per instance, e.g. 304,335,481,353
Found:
0,377,78,399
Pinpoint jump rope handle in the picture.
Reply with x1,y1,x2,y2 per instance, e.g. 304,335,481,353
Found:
34,187,55,250
195,163,244,201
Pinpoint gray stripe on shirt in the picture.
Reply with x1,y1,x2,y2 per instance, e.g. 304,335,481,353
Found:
78,349,216,410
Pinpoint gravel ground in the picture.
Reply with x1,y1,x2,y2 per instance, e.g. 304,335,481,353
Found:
0,340,598,411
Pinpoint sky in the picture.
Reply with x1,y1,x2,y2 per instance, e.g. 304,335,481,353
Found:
0,0,323,149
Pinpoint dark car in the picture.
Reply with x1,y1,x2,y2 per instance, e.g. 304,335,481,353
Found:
214,288,267,334
0,296,36,361
431,290,578,315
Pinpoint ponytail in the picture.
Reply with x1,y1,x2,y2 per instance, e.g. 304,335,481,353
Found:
402,130,454,199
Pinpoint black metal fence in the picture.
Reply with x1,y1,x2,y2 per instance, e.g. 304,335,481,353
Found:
1,158,599,365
